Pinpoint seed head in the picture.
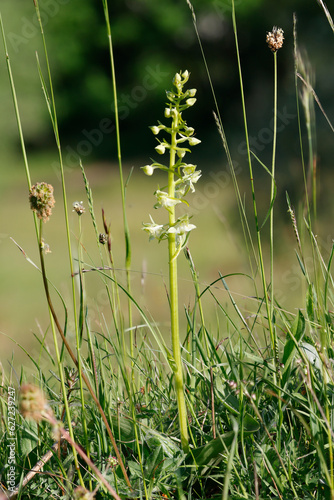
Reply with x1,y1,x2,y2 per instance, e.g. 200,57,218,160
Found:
99,233,108,245
73,486,95,500
73,201,85,215
29,182,55,222
266,26,284,53
19,384,50,422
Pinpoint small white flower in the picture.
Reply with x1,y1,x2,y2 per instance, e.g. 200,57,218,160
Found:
150,126,161,135
166,91,176,102
154,190,182,210
182,170,202,192
167,215,196,235
164,107,171,118
173,72,182,86
186,98,197,107
141,164,155,176
181,70,189,80
182,164,197,175
184,126,195,136
170,107,178,119
142,215,165,241
188,137,201,146
187,88,197,97
167,215,196,259
177,149,187,159
155,143,166,155
175,184,186,198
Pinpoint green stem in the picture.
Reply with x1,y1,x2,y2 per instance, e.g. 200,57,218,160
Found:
168,113,189,453
270,51,282,444
270,52,277,329
38,222,132,490
76,216,92,487
38,220,84,486
270,52,279,375
102,0,133,355
231,1,276,383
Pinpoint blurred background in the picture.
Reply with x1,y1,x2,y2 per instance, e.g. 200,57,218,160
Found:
1,0,334,363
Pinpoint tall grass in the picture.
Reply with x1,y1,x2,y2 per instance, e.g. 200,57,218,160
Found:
1,0,334,499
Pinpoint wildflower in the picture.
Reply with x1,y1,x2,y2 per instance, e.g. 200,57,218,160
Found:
141,164,156,176
167,215,196,254
29,182,55,222
73,201,85,215
181,169,202,192
19,384,50,422
176,148,187,159
182,163,197,175
150,125,161,135
167,215,196,260
186,98,197,107
41,239,51,254
266,26,284,53
154,190,182,210
149,124,166,135
188,137,201,146
183,126,195,136
173,72,182,87
142,215,165,241
73,486,95,500
166,91,176,102
187,88,197,97
107,455,118,468
167,216,196,236
155,143,166,155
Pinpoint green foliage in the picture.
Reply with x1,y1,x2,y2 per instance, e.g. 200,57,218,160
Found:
1,0,334,499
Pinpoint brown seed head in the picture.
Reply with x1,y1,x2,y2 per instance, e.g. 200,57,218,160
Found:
29,182,55,222
266,26,284,53
99,233,108,245
19,384,49,422
73,486,95,500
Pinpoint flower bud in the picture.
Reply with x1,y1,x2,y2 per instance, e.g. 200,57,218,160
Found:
170,107,178,119
183,127,194,136
177,149,186,158
150,125,160,135
141,164,155,176
181,70,189,80
186,98,197,107
173,72,182,87
164,107,171,118
166,91,176,102
155,144,166,155
187,88,197,97
188,137,201,146
108,456,119,468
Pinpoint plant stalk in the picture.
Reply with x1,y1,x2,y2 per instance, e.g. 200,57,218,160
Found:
168,114,189,453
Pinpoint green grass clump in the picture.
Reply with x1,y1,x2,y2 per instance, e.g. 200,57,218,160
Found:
1,0,334,499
